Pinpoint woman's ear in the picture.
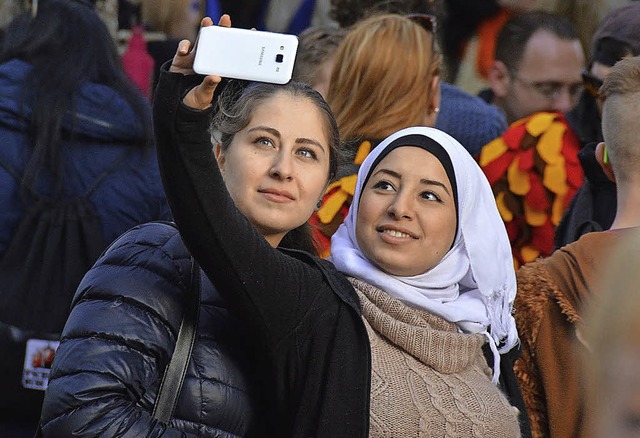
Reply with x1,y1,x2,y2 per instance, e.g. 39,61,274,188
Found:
214,144,226,177
595,142,616,182
424,75,441,126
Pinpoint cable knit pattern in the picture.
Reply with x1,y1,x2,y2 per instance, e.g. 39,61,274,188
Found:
350,277,521,437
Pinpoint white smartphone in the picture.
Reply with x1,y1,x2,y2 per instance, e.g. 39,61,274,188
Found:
193,26,299,84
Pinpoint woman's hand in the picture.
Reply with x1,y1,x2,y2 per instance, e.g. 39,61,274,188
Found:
171,15,232,110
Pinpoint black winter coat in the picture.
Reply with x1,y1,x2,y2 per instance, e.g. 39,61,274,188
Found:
555,92,616,248
39,222,262,437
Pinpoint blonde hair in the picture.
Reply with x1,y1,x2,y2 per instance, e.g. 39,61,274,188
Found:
140,0,199,37
600,56,640,183
327,14,440,142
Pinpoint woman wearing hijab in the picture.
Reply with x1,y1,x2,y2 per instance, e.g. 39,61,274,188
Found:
330,126,523,435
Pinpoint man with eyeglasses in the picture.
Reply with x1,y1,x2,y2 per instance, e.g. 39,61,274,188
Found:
555,3,640,249
480,11,585,125
514,54,640,438
477,12,585,270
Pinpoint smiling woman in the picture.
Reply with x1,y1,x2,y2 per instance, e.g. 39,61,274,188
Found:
330,127,524,436
355,146,457,277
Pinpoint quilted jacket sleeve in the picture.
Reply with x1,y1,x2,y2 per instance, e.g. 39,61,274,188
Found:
39,222,190,437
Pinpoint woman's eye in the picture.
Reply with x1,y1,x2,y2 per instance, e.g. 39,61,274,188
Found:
372,180,394,191
421,191,441,202
297,148,317,159
255,137,275,147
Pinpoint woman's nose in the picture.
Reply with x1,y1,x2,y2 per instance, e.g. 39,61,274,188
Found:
386,192,413,219
269,152,293,180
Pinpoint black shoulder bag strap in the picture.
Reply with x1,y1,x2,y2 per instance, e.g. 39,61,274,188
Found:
151,256,201,424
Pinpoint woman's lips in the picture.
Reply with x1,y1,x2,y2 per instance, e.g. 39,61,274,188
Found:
376,225,419,241
259,188,295,203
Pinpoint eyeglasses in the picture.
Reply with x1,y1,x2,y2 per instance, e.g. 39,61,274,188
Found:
509,69,583,102
406,13,438,36
582,69,604,99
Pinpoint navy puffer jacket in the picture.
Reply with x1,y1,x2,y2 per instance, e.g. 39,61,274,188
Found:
0,59,171,255
40,222,262,437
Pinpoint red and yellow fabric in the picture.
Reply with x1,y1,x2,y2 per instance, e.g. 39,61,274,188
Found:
479,112,583,268
310,140,373,258
475,8,512,80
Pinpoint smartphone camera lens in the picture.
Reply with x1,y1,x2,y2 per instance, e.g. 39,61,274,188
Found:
275,54,284,63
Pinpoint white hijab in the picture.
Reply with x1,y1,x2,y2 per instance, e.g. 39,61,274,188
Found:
330,127,519,380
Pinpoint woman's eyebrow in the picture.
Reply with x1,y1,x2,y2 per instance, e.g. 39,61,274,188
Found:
247,126,281,138
420,178,450,195
296,137,326,152
372,169,451,195
247,126,325,152
372,168,401,179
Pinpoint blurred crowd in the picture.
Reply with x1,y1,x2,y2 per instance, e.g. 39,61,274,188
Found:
2,1,640,437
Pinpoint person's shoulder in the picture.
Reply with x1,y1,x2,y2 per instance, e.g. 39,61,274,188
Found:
565,228,639,263
280,248,361,313
515,254,562,308
438,82,507,155
77,221,191,313
279,247,335,272
440,83,503,117
117,219,182,243
99,221,189,270
555,229,622,259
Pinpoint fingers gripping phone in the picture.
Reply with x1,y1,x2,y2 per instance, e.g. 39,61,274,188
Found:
193,26,299,84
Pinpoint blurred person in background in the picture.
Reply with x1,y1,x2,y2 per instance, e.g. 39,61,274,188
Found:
139,0,203,90
514,55,640,438
478,11,586,268
329,0,508,157
583,228,640,438
291,25,346,99
311,13,442,257
0,0,170,435
481,10,585,125
555,3,640,248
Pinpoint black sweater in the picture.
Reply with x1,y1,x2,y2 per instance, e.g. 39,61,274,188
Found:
153,68,371,437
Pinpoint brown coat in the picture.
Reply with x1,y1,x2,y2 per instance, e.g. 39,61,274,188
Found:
513,229,635,438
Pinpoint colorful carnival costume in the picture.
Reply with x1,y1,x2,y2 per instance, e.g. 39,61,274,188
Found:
310,139,378,258
479,112,583,267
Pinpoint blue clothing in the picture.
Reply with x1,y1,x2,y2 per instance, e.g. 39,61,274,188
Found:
436,82,507,157
0,59,171,255
40,222,261,437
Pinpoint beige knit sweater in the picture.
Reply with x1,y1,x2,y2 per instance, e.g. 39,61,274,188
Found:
350,278,521,437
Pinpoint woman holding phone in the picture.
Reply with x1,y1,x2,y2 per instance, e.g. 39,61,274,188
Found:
152,15,523,437
38,15,342,437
